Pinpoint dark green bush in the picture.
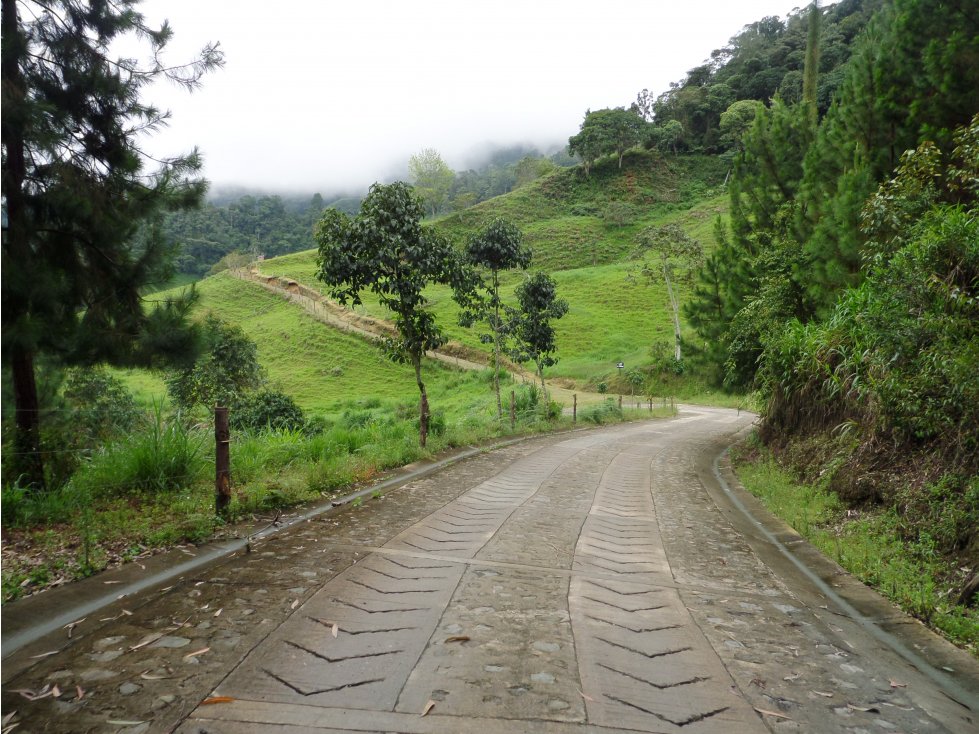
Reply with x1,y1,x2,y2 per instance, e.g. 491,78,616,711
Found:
231,389,306,433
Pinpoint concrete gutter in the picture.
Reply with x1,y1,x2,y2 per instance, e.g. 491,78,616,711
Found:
703,427,979,713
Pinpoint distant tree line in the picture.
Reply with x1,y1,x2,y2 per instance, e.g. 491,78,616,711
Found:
162,193,350,276
163,146,576,277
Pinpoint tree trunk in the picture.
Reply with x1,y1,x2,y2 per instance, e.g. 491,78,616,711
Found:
492,271,502,418
413,353,429,448
537,364,548,404
11,346,45,491
662,260,682,362
3,3,44,490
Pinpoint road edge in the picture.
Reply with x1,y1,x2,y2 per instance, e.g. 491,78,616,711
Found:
696,425,979,721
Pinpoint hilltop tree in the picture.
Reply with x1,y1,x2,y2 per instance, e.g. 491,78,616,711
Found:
567,119,603,175
1,0,223,488
408,148,454,217
458,219,532,418
570,108,645,170
507,273,568,399
315,182,463,447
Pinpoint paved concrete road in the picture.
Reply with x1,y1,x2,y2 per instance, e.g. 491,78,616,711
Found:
3,407,977,733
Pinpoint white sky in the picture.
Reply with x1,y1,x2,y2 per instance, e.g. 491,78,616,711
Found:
134,0,814,194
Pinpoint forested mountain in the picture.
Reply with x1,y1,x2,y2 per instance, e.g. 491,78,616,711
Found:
642,0,882,153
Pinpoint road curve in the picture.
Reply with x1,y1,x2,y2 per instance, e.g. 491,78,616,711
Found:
2,407,976,733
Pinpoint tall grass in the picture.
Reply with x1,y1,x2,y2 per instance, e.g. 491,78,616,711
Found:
72,403,207,497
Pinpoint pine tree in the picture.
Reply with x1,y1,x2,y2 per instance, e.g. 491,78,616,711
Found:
799,0,979,311
1,0,223,488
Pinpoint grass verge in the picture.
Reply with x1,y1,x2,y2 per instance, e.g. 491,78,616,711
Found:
732,437,978,655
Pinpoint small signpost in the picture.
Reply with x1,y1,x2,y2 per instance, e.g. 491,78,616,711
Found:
616,362,624,408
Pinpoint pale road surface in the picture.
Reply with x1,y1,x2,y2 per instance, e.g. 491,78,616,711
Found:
2,407,978,733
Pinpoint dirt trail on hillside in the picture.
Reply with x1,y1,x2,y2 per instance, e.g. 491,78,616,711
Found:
229,267,608,407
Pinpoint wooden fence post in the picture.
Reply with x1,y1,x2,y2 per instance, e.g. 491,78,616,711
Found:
510,390,516,430
573,394,577,424
215,406,231,516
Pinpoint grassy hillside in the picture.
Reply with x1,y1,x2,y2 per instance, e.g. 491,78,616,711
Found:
120,151,731,408
260,152,729,390
118,273,500,419
434,150,727,271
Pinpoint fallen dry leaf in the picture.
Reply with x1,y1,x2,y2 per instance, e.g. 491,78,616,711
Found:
1,713,15,727
421,700,435,717
331,623,338,638
754,708,792,721
201,696,235,705
130,631,166,651
812,690,833,698
103,580,122,585
183,647,210,660
75,686,85,701
63,618,86,639
3,723,20,733
847,704,880,713
107,721,146,726
783,673,802,681
290,599,299,610
577,688,596,702
28,650,59,659
51,685,61,698
213,608,223,618
444,635,470,643
139,671,169,681
10,691,35,702
889,679,907,689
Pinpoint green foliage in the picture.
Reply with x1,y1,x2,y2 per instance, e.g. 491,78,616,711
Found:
798,0,979,309
409,148,455,217
458,218,532,416
315,182,467,446
230,388,306,433
633,223,704,362
166,315,265,410
2,0,221,488
648,0,880,153
569,108,645,172
507,272,569,392
208,250,253,276
580,398,623,424
72,404,207,498
165,193,333,276
759,122,979,484
718,100,764,150
62,368,142,442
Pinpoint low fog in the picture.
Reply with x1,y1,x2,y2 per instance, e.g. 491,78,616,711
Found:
135,0,820,197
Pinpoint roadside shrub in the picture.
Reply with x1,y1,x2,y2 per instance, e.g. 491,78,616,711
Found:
63,368,142,440
72,405,206,497
581,399,623,424
231,389,306,433
419,409,446,437
1,480,88,527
